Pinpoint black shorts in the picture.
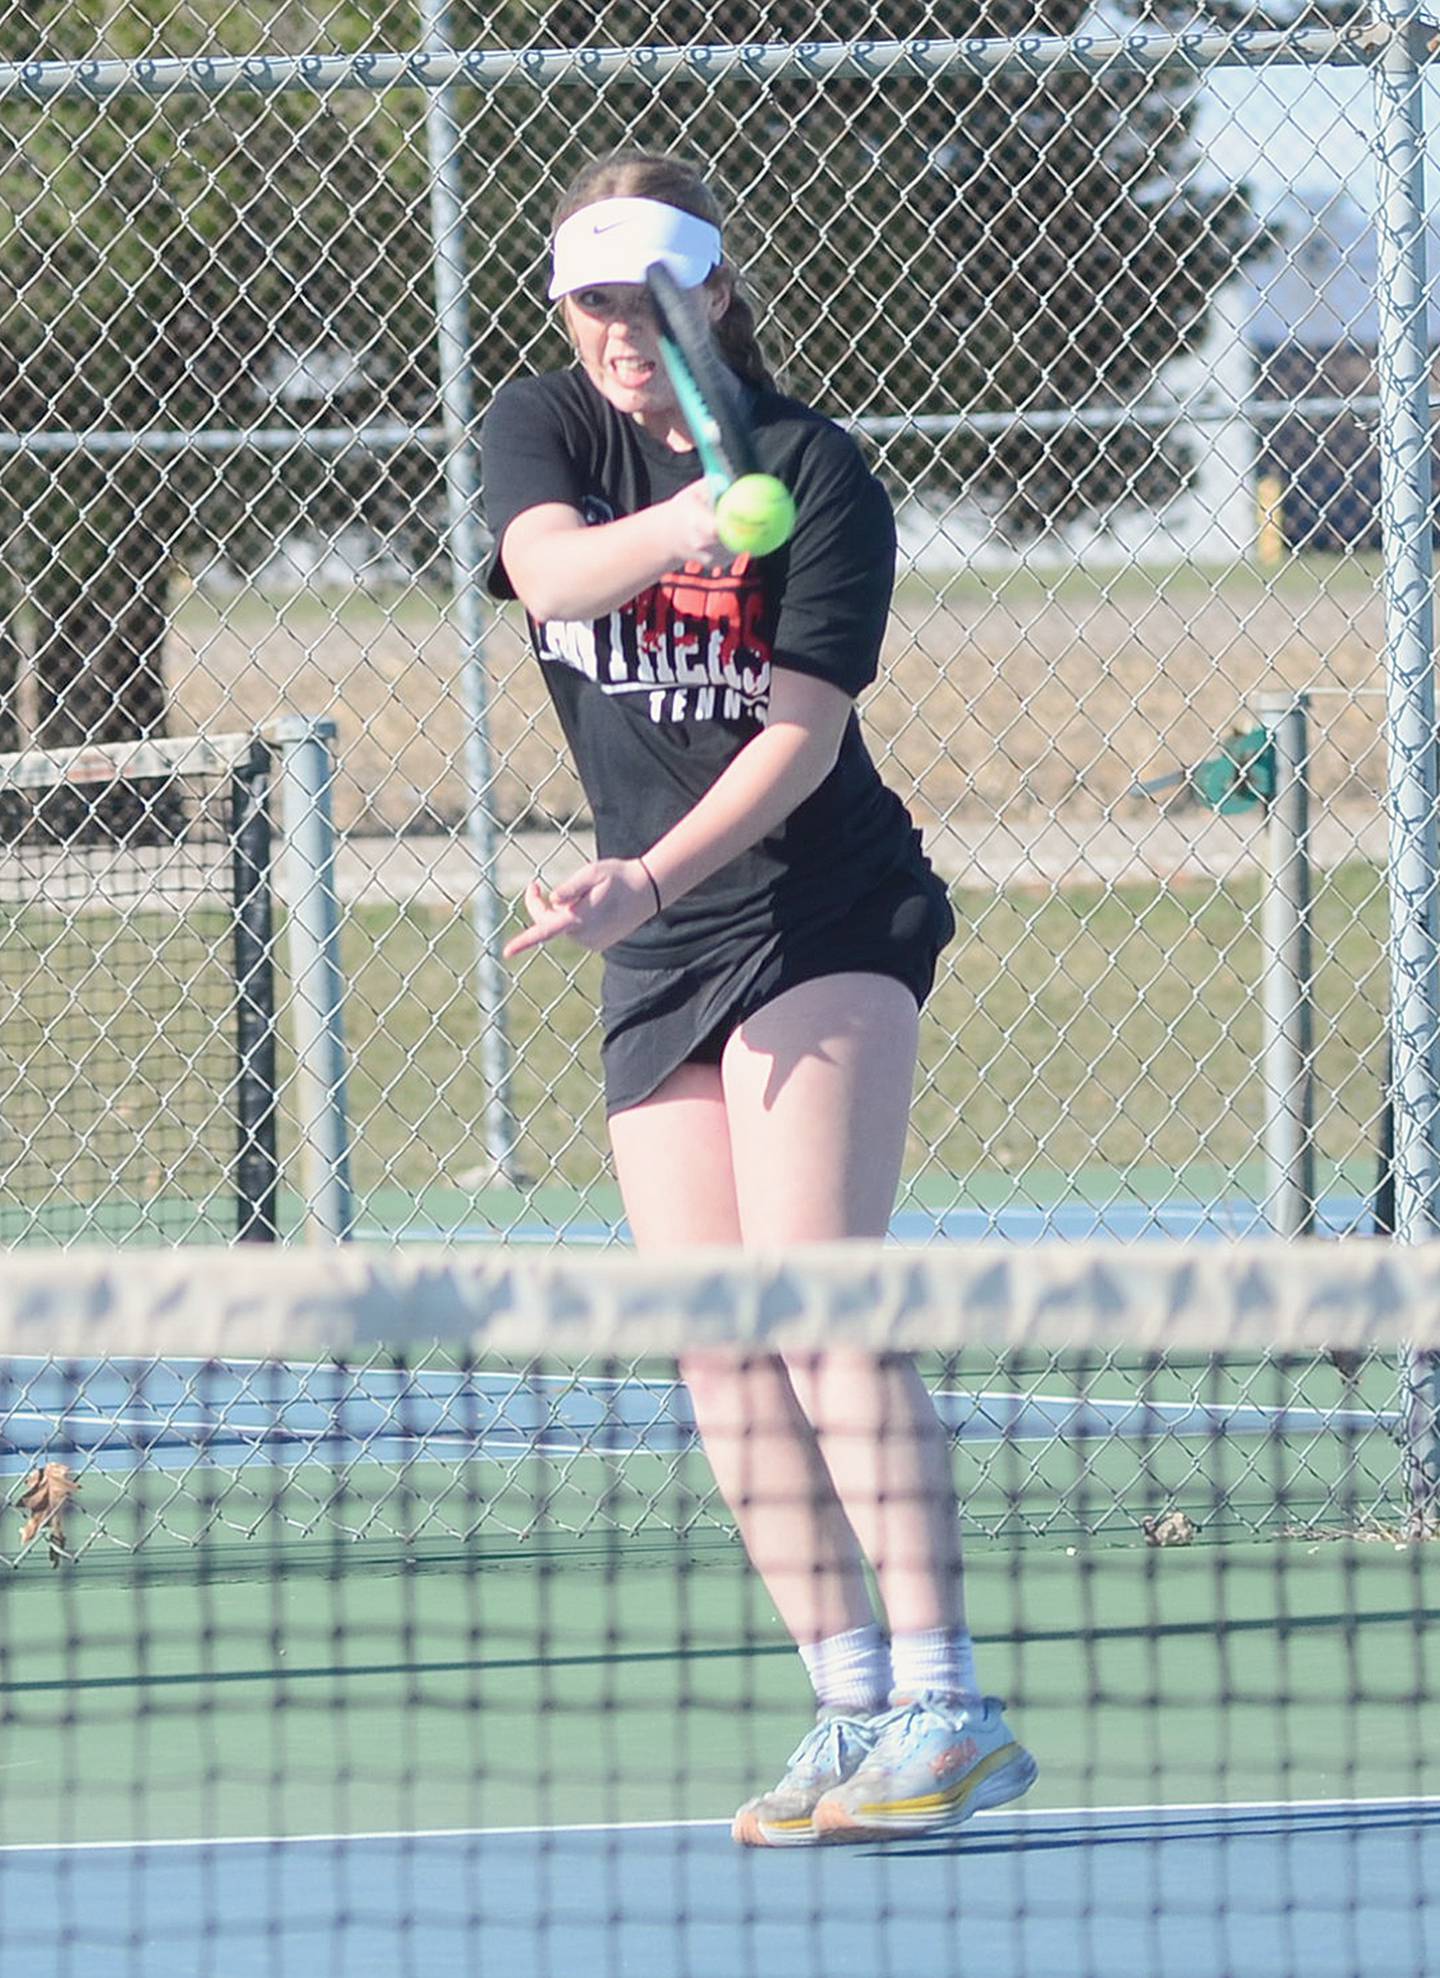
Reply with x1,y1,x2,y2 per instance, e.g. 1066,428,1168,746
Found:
601,862,956,1115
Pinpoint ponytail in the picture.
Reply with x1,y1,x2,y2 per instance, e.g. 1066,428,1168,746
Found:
714,285,775,391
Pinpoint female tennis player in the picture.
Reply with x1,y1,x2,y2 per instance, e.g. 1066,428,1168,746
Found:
482,150,1035,1846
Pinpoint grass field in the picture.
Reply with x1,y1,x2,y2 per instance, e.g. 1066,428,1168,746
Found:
164,551,1395,1218
0,852,1388,1238
323,858,1389,1213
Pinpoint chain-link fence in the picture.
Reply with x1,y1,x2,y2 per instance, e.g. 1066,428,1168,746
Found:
3,5,1439,1536
0,7,1436,1254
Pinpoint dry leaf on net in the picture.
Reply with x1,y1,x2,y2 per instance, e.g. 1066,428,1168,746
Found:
1142,1510,1198,1548
16,1463,81,1567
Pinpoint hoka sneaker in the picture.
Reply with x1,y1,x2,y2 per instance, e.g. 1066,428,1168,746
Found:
732,1711,880,1848
811,1693,1036,1841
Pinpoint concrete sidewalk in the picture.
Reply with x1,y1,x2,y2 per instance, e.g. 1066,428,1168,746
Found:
329,801,1387,907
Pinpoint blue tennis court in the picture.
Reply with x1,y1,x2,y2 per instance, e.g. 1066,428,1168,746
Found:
0,1340,1394,1474
363,1184,1378,1251
4,1799,1435,1977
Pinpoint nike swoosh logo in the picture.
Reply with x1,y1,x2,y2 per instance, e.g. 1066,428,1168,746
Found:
592,220,625,233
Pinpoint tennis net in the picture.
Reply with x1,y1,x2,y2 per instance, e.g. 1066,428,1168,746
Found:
1,1240,1436,1977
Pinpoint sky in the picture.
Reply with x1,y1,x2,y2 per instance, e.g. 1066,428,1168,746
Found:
1196,60,1438,213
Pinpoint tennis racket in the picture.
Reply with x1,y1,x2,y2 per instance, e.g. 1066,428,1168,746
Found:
644,262,795,556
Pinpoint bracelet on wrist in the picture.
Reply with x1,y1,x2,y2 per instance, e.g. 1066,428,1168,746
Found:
637,855,663,918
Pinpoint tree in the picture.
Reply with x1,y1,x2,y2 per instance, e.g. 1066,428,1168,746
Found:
461,0,1252,534
0,0,1258,800
0,1,431,819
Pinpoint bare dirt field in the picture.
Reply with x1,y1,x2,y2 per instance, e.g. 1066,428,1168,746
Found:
164,555,1390,897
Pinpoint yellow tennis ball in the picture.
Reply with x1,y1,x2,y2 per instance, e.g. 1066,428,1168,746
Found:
715,473,796,557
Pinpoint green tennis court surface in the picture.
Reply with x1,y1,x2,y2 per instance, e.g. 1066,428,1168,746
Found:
4,1539,1435,1844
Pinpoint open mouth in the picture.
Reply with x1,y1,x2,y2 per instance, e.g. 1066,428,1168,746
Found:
611,355,657,388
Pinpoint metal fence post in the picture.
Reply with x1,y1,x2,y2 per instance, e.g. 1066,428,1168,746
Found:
421,0,520,1187
273,716,354,1244
1258,695,1315,1237
1369,0,1440,1532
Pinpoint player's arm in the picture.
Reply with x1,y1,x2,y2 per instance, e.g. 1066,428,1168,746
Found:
500,487,720,622
503,668,850,957
640,668,849,903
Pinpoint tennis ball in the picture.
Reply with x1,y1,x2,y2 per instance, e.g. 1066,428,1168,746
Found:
715,473,796,557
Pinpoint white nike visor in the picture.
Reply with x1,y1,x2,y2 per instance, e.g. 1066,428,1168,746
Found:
548,197,723,300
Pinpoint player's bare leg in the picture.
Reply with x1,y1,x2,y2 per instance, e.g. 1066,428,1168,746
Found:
719,974,966,1637
608,1061,874,1645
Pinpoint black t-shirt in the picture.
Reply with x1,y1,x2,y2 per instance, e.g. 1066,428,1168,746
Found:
481,364,928,964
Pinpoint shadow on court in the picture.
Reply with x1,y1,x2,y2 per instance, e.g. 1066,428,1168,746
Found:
888,1796,1440,1855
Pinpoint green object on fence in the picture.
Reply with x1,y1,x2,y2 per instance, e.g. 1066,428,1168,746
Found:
1135,723,1277,814
1191,725,1276,813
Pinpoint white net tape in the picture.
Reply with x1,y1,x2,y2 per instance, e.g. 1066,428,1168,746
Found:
1,1239,1436,1562
2,1239,1437,1358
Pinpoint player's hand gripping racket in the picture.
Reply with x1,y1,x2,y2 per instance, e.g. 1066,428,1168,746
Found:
644,261,796,557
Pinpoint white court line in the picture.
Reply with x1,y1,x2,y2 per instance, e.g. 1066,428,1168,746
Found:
1,1388,1397,1439
935,1387,1397,1430
0,1359,640,1389
1,1794,1435,1856
0,1362,666,1392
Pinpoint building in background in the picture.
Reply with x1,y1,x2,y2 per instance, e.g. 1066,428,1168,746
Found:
1243,188,1440,552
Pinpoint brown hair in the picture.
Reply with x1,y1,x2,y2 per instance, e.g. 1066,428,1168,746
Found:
551,150,776,390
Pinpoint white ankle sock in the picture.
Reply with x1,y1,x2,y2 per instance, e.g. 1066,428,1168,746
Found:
798,1624,891,1715
889,1627,980,1706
